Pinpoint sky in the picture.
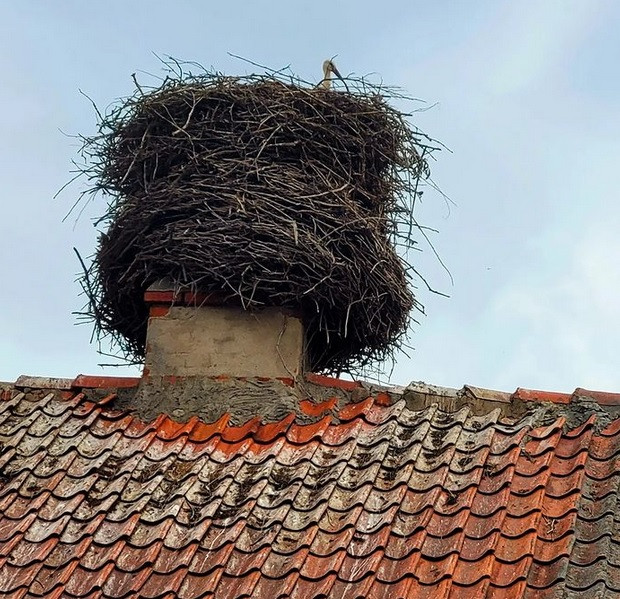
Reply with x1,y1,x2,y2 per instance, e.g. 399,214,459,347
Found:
1,0,619,393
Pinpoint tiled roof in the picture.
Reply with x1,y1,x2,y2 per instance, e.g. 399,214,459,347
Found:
1,377,620,598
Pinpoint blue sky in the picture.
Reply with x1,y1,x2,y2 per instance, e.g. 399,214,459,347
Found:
1,0,619,392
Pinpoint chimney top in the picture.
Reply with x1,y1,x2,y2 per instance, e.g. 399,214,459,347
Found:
142,282,306,380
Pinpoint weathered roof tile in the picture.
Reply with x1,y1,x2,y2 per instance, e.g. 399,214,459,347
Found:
1,380,620,597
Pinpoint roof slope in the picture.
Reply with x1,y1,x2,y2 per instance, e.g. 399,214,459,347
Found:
1,382,620,598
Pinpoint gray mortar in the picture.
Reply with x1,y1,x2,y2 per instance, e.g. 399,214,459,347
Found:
522,394,620,434
104,377,359,425
95,376,381,426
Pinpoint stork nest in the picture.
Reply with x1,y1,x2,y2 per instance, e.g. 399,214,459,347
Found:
75,66,441,374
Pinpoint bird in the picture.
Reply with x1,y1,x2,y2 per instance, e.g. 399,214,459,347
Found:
318,59,344,89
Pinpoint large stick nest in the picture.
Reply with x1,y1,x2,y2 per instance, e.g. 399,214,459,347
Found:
76,65,441,374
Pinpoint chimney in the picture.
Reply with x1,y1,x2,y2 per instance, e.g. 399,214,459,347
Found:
142,281,306,380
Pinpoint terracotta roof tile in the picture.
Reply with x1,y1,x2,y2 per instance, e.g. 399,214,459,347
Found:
1,382,620,597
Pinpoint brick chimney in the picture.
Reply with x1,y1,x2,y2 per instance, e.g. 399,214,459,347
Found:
142,281,306,380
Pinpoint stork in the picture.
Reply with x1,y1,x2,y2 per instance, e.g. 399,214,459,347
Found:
319,59,344,89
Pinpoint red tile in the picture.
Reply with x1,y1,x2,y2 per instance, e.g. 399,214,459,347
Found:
153,542,198,574
490,555,531,588
532,532,573,563
545,469,584,499
367,575,414,599
63,563,113,595
329,573,375,599
156,417,198,441
178,567,224,598
287,417,331,444
550,452,589,477
414,553,459,585
249,570,298,598
575,388,620,406
261,546,308,578
540,492,581,519
298,397,338,418
300,549,346,579
384,529,426,562
7,537,57,567
102,566,152,596
514,388,571,403
289,572,338,599
0,562,41,592
254,414,296,442
500,513,536,539
71,375,140,390
487,580,527,598
139,567,189,597
590,433,620,460
506,487,545,518
554,430,594,459
448,578,492,599
375,552,414,584
221,417,262,443
339,548,384,582
452,553,495,585
569,539,607,566
306,373,361,391
213,571,262,598
495,531,537,563
527,556,569,589
468,487,511,520
422,530,464,560
460,532,499,562
599,417,620,437
116,540,162,572
224,546,270,577
339,397,374,422
510,468,550,497
189,544,234,576
187,414,230,443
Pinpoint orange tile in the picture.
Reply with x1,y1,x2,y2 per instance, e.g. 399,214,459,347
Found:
287,416,331,444
513,388,571,404
253,413,296,442
305,373,361,391
299,397,338,418
338,397,375,421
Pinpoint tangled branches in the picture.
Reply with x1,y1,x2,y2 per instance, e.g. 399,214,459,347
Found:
75,65,442,374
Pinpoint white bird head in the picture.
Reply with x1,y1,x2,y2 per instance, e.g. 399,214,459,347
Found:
320,59,343,89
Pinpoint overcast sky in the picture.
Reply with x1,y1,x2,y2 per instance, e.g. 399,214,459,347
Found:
1,0,618,393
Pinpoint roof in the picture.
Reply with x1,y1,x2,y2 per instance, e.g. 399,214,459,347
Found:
1,374,620,598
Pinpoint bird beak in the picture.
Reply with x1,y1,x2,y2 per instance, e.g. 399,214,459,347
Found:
330,62,343,80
